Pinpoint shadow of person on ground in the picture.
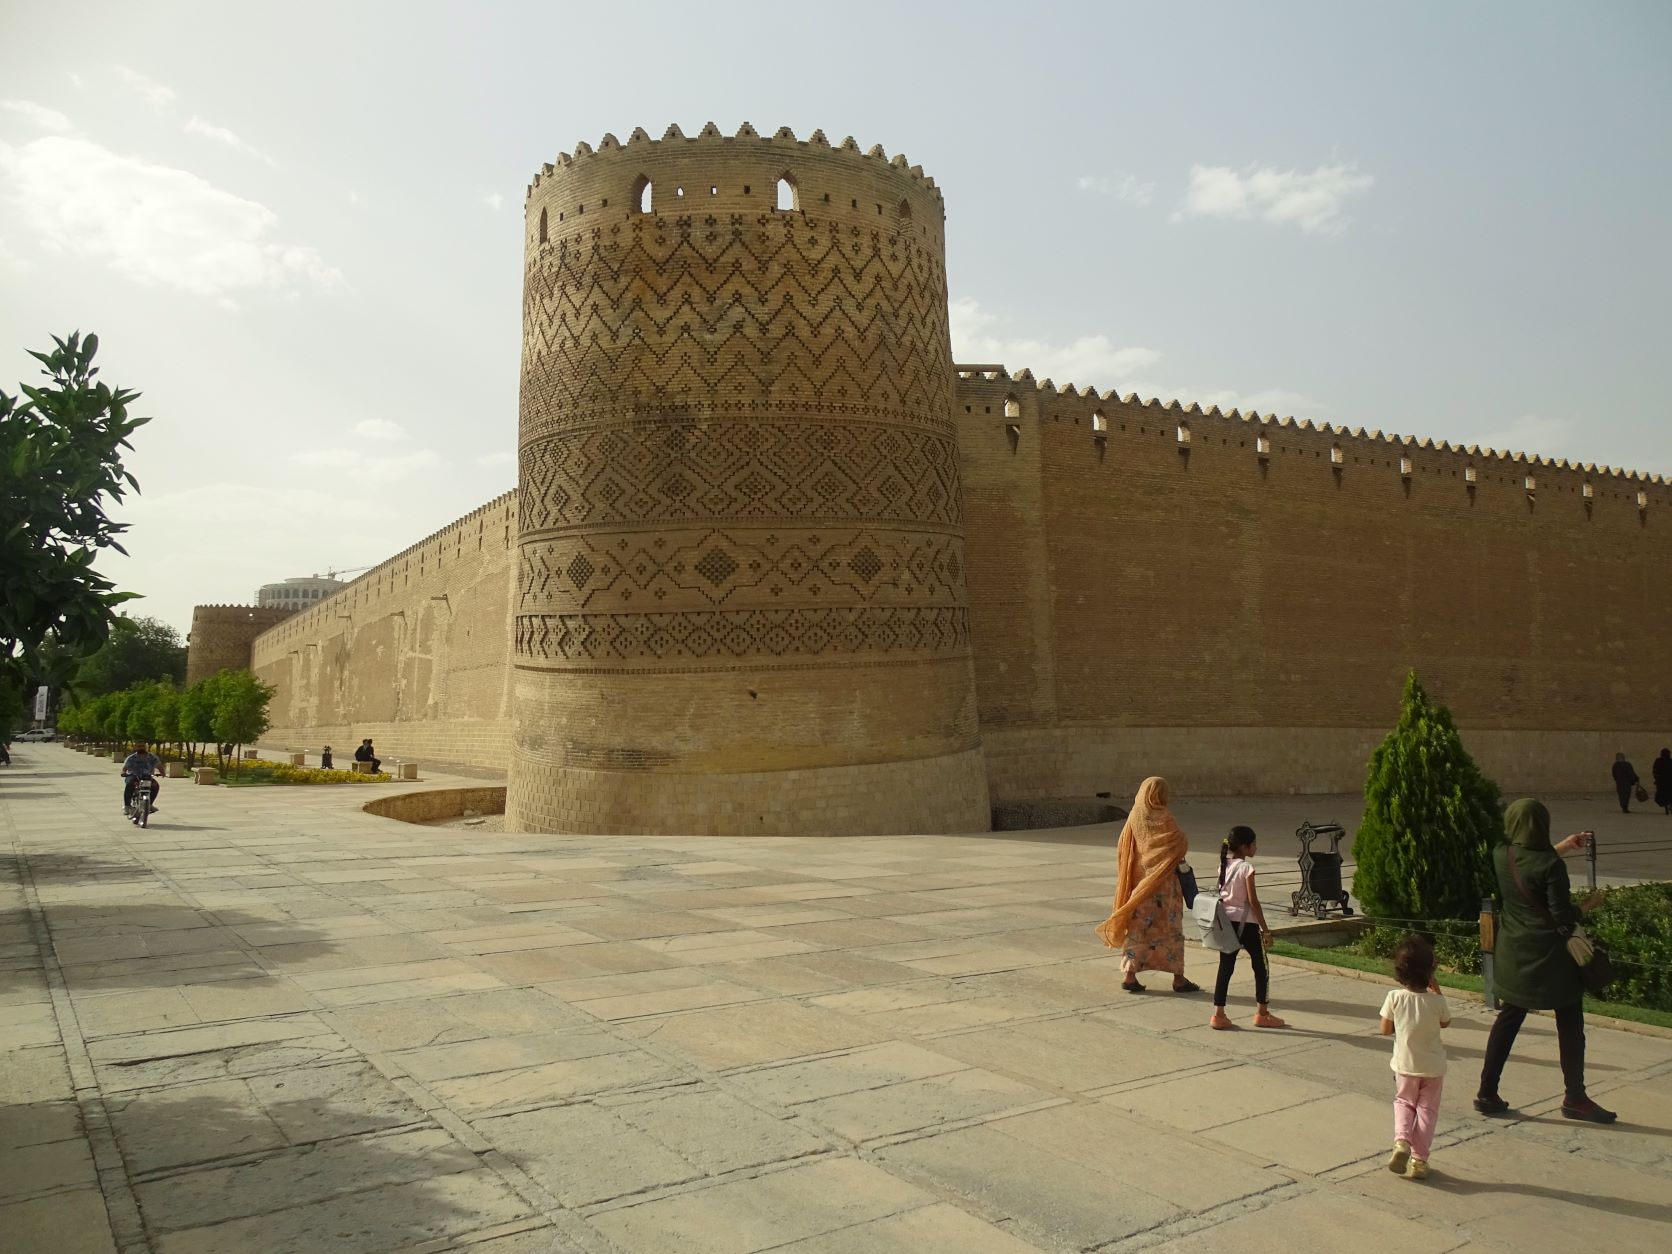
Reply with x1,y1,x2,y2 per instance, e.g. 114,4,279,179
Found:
1426,1174,1672,1223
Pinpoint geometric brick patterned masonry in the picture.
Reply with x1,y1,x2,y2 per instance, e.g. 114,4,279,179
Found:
505,123,989,835
200,124,1671,833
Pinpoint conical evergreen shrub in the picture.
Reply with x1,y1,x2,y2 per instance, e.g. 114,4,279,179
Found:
1352,672,1505,923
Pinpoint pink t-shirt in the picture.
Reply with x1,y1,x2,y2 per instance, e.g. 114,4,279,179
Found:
1219,858,1256,924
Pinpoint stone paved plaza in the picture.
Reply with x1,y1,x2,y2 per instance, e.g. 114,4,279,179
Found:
2,748,1669,1253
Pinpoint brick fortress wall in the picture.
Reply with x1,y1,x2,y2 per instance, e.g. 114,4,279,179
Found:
248,493,517,770
504,124,989,835
223,124,1671,817
955,370,1671,799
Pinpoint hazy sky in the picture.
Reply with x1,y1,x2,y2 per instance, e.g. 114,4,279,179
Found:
4,1,1669,636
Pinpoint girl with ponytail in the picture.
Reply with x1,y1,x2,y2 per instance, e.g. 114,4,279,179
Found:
1210,826,1286,1030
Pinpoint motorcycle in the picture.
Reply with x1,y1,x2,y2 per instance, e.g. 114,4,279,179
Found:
127,775,155,828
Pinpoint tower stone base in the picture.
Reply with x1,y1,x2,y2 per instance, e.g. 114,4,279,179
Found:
506,744,989,837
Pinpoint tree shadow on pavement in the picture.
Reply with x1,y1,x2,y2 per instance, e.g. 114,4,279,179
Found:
0,901,338,996
5,850,161,886
0,1088,559,1254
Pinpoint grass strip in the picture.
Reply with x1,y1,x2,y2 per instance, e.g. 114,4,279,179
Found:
1269,939,1672,1031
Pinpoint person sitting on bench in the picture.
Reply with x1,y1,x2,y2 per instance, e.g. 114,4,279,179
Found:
354,739,381,772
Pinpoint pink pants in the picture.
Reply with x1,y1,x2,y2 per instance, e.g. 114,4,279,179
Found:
1393,1073,1443,1160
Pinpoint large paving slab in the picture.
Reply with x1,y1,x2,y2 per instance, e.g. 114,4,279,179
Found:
1,745,1668,1253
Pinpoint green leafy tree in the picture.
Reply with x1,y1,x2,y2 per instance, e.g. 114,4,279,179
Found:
178,674,221,768
211,670,273,767
149,686,181,750
0,332,149,694
1352,672,1505,923
0,675,27,739
75,616,186,696
124,683,157,742
104,689,135,748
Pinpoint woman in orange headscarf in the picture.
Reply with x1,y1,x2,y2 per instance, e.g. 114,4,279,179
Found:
1096,776,1200,993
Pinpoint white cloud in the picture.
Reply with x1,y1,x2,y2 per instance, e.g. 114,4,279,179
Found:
1175,162,1373,236
950,297,1321,417
348,190,363,207
0,233,28,272
950,298,1160,389
184,116,276,167
483,192,505,211
67,72,84,90
475,450,515,468
0,134,340,300
351,418,405,440
291,446,443,484
115,66,176,112
1077,173,1154,207
0,99,74,133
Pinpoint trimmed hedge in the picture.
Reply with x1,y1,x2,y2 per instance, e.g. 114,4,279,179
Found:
1356,880,1672,1012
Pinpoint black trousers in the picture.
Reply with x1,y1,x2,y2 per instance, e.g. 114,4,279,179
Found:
1616,783,1633,813
1479,1000,1587,1103
122,776,160,808
1213,921,1269,1007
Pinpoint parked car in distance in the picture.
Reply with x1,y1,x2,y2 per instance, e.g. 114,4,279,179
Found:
15,729,57,742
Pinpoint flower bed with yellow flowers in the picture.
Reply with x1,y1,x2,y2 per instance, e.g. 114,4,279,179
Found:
221,760,391,786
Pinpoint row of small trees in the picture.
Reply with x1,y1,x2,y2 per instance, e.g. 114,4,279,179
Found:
57,668,274,770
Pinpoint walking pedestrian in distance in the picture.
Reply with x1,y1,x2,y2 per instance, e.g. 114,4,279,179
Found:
1652,748,1672,816
1610,752,1639,814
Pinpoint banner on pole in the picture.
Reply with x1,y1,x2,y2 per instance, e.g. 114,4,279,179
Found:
33,686,49,721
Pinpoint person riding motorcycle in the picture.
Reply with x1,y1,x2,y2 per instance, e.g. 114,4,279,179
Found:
121,742,163,814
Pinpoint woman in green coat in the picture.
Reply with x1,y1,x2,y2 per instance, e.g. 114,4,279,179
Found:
1476,799,1613,1122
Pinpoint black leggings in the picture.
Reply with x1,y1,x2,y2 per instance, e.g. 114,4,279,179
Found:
1213,921,1269,1007
1479,1000,1587,1103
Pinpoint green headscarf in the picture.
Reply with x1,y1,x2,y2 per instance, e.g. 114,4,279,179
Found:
1505,798,1551,850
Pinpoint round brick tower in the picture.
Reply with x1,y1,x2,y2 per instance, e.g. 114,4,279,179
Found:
506,122,989,836
185,604,294,686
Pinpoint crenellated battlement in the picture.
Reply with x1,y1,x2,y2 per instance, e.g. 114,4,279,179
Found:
527,122,940,203
956,366,1669,490
521,123,946,259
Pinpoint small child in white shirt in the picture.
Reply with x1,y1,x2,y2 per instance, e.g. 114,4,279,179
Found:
1379,934,1451,1180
